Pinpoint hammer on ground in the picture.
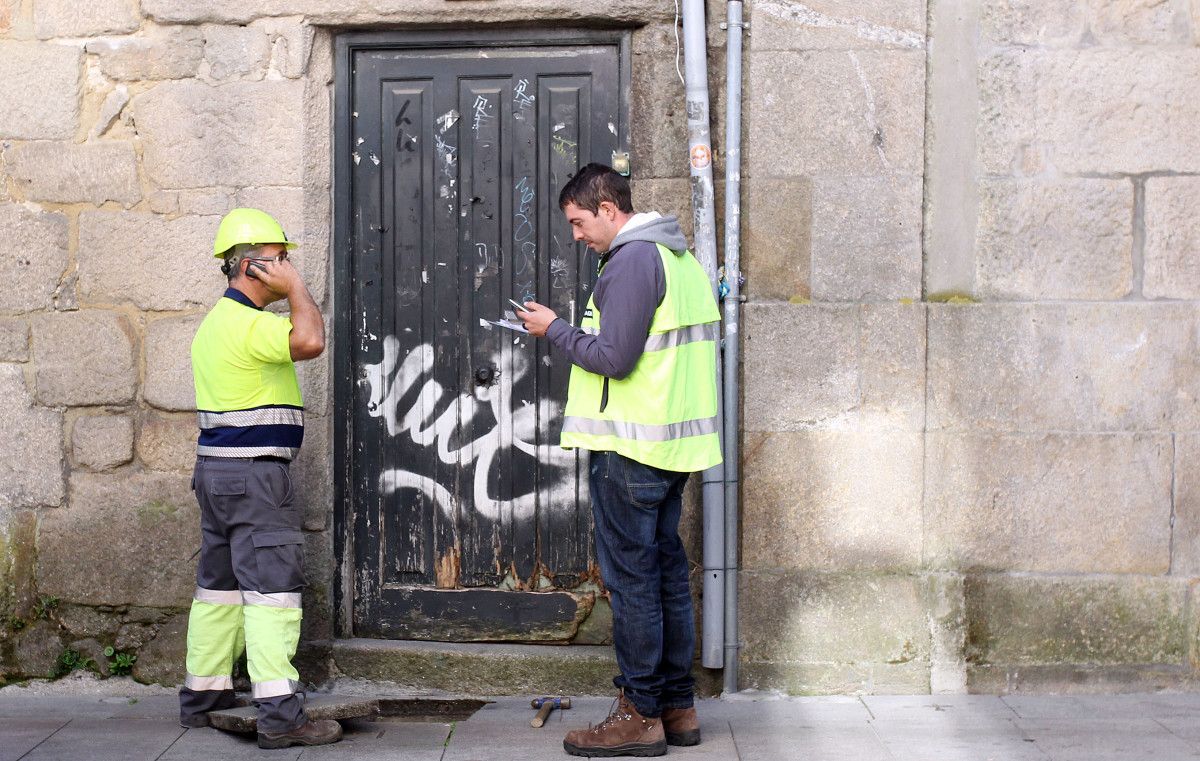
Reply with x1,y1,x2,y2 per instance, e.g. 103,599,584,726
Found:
530,697,571,728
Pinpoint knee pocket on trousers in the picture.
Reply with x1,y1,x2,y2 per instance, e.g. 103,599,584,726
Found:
251,530,305,592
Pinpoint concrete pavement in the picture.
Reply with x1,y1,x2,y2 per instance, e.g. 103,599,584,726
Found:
4,681,1200,760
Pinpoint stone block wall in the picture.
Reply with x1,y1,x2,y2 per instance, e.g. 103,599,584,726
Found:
737,0,1200,694
0,0,333,686
1,0,1196,695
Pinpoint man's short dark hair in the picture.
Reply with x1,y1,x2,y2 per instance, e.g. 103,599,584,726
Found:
558,163,634,214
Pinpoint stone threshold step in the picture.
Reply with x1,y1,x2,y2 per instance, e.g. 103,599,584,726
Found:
209,694,380,733
331,638,618,696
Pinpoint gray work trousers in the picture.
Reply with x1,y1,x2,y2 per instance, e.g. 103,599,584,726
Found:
179,455,308,734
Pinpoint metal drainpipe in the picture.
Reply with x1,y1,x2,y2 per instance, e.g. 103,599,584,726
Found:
721,0,745,696
682,0,727,670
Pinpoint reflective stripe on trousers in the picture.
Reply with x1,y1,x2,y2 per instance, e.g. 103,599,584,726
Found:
253,678,301,700
184,673,234,691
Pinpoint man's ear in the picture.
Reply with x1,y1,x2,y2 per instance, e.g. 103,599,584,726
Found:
598,200,617,221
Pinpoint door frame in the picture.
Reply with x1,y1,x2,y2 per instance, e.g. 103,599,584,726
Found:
331,27,632,638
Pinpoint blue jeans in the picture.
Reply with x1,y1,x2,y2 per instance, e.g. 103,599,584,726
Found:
589,450,695,718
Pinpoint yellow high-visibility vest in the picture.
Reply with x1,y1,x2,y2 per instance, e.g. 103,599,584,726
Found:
191,289,304,460
561,243,723,473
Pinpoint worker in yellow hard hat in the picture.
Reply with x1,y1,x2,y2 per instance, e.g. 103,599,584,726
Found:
179,208,339,749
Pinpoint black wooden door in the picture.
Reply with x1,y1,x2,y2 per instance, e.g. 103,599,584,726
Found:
336,33,627,641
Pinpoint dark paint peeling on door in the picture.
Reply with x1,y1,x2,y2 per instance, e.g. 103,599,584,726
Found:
338,34,627,642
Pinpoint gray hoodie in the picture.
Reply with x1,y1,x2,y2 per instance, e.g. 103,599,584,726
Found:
546,214,690,380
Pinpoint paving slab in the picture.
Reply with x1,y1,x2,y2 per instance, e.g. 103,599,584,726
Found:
731,724,891,761
441,696,608,761
0,695,128,720
1016,717,1200,761
1150,716,1200,748
158,726,302,761
104,694,181,721
863,695,1018,720
0,718,70,761
869,718,1045,761
18,718,186,761
299,719,452,761
1005,692,1200,720
716,695,874,726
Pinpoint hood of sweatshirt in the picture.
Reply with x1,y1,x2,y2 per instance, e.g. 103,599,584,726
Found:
607,213,690,255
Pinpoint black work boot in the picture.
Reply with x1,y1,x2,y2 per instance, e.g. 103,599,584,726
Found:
257,718,343,749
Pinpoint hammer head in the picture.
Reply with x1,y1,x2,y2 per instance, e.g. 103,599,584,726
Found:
531,697,572,710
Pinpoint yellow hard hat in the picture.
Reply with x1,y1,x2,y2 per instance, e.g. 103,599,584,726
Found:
213,208,297,258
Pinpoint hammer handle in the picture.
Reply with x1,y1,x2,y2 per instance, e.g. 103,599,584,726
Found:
530,701,554,728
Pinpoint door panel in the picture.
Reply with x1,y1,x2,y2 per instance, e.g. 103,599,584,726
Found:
340,36,626,641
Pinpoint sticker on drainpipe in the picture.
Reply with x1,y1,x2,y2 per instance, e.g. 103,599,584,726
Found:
611,151,631,176
690,144,712,169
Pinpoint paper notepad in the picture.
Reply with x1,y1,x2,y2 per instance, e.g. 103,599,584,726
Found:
485,318,530,334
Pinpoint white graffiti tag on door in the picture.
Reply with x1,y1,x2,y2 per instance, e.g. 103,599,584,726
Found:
363,336,574,522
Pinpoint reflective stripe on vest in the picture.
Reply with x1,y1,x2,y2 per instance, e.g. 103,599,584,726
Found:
560,242,723,473
581,323,714,352
644,323,717,352
562,415,719,442
196,444,300,459
198,408,304,429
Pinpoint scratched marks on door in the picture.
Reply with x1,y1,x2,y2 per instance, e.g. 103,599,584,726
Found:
514,78,536,109
472,94,494,131
394,99,417,154
512,176,538,302
363,337,574,524
436,109,459,217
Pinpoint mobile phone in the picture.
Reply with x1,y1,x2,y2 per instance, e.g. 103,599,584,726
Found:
508,298,529,312
246,260,268,279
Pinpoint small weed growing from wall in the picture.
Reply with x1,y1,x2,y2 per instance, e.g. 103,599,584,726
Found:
51,648,94,678
33,596,59,620
104,647,137,676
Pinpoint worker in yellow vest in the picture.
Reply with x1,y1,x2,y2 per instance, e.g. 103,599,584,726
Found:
179,208,341,749
521,164,722,758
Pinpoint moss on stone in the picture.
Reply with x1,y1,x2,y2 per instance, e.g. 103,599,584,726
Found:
333,640,617,696
136,499,181,521
964,576,1188,667
926,290,978,303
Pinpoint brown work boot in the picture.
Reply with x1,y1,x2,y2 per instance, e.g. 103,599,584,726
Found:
257,718,343,749
563,692,667,757
661,706,701,746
